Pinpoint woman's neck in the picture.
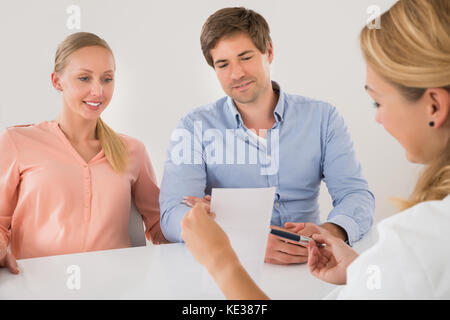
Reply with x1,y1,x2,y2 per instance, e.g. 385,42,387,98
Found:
55,108,98,143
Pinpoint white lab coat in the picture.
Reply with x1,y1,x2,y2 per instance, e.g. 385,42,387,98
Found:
327,195,450,299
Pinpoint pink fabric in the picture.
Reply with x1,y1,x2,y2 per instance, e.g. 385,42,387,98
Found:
0,121,161,259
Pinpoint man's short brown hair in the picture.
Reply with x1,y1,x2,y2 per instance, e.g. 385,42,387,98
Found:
200,7,272,68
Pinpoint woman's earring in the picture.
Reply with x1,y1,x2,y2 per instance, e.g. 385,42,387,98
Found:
429,121,435,127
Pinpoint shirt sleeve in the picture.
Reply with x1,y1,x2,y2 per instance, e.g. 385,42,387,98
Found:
159,116,207,243
0,129,20,251
321,105,375,246
131,142,162,242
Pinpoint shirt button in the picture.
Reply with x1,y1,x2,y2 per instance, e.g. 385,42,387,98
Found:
276,201,280,208
267,154,271,159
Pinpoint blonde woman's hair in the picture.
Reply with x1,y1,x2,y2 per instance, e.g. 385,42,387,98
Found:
360,0,450,210
54,32,128,173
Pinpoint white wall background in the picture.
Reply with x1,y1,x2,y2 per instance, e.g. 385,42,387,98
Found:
0,0,422,225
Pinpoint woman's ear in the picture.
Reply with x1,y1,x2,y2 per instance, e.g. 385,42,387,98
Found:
51,72,63,92
425,88,450,128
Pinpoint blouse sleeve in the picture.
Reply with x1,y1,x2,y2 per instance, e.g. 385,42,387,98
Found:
334,223,433,299
131,142,163,243
0,129,20,251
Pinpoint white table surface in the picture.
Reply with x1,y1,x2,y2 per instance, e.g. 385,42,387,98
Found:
0,230,377,300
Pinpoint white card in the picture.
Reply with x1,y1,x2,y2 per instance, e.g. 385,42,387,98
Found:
210,187,276,281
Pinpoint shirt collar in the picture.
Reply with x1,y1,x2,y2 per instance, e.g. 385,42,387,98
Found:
227,80,286,128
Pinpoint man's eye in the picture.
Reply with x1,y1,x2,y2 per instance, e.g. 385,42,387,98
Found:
242,56,253,61
218,64,228,69
104,78,113,83
79,76,89,81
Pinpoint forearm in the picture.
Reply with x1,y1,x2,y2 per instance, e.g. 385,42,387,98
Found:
326,191,375,245
209,248,269,300
160,205,188,242
159,166,207,242
322,106,375,245
0,232,8,253
320,222,348,242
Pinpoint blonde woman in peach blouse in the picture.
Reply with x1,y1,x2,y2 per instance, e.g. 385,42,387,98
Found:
0,32,168,274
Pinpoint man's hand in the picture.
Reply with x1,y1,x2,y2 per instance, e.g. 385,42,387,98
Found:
284,221,348,242
265,221,347,265
0,246,19,274
182,195,211,212
264,226,309,264
307,233,358,285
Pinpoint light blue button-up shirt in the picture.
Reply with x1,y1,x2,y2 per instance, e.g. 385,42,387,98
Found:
159,82,375,245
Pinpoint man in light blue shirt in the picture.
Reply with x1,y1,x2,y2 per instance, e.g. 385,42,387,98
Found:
160,7,374,264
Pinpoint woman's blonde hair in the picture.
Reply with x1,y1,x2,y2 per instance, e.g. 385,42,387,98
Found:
54,32,128,173
360,0,450,210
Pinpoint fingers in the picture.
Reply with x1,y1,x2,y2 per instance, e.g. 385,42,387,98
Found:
182,196,199,208
265,250,308,265
0,248,20,275
279,241,308,256
308,242,331,275
307,243,319,272
284,222,305,233
5,253,19,275
311,233,341,248
268,233,308,253
182,196,216,221
182,203,214,236
182,196,211,208
151,230,170,245
265,234,309,265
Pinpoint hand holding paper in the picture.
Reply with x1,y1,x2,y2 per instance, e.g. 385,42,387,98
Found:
183,188,275,279
181,203,234,273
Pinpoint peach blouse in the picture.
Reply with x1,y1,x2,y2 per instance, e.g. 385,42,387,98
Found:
0,121,161,259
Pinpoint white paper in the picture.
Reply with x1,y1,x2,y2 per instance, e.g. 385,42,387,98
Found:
209,187,276,283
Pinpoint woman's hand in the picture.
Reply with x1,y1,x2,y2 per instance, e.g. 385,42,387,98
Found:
307,233,359,285
182,203,269,300
149,227,171,245
264,222,333,265
0,246,20,274
181,202,232,273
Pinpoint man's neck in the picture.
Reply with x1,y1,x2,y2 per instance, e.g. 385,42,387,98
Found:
234,82,279,135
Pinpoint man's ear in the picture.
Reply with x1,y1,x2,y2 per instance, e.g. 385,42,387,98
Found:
51,72,63,92
267,41,274,64
426,88,450,128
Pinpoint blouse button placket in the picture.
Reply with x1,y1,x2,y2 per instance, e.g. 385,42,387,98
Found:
84,165,91,220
